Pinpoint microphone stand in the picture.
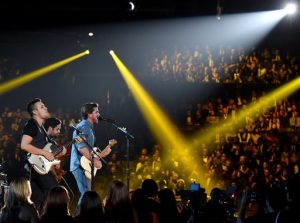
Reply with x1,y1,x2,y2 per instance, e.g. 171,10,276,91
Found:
75,131,107,191
111,123,134,190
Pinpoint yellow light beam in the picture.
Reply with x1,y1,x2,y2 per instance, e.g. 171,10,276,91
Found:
189,76,300,149
0,50,89,95
111,51,300,193
184,76,300,192
110,51,210,191
110,51,184,148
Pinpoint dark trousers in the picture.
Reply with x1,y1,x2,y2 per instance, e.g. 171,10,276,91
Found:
30,169,57,212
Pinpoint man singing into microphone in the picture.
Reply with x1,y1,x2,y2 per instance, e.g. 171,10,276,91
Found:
70,102,113,215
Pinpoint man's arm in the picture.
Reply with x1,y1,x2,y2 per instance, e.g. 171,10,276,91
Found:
21,135,55,161
99,139,115,157
79,146,102,169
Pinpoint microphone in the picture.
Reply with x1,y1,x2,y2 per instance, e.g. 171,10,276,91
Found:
98,116,116,124
69,124,82,134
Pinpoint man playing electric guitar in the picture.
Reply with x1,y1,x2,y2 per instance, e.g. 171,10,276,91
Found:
20,98,65,212
70,102,114,215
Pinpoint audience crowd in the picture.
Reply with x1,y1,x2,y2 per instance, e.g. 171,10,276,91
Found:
0,46,300,222
148,46,300,83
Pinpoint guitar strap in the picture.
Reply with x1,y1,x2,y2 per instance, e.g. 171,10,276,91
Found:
31,118,47,143
40,124,56,144
31,118,53,145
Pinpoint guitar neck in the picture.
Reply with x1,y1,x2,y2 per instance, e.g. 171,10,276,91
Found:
49,143,64,157
92,140,116,159
53,147,63,157
51,140,72,157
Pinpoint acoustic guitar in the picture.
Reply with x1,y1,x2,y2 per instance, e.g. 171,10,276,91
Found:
80,139,117,180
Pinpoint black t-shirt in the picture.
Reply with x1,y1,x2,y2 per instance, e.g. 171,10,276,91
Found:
22,119,39,138
22,119,47,150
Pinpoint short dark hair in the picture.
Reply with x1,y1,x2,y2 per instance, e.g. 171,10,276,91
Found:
27,98,42,117
81,102,98,119
44,117,62,131
142,179,159,197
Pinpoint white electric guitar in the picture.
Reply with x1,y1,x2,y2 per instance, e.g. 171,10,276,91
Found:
27,143,63,175
80,139,117,180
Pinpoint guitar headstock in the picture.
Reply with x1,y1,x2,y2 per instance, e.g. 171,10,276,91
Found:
108,139,117,147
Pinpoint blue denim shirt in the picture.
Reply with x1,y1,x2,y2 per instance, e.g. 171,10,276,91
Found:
70,119,95,172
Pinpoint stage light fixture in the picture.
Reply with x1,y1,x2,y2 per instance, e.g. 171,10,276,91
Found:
284,3,297,14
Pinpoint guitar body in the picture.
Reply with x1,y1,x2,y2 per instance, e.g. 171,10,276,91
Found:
27,143,61,175
80,139,117,180
80,155,100,180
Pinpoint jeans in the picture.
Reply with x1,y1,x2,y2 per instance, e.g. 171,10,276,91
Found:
72,167,91,215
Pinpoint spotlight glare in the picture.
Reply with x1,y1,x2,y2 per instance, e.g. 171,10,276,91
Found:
109,50,114,55
88,32,94,37
284,3,297,15
85,50,90,55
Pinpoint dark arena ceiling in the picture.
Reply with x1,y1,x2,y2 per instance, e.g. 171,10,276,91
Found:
0,0,295,29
